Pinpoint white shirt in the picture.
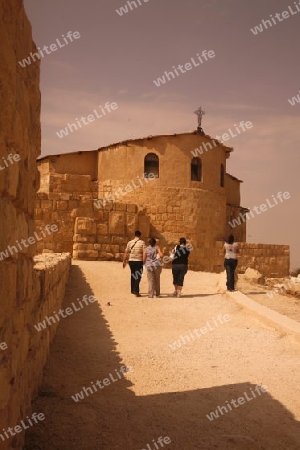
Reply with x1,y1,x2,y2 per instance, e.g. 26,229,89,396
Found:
224,242,238,260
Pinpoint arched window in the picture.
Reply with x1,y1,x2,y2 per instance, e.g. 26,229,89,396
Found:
220,164,225,187
191,157,202,181
144,153,159,178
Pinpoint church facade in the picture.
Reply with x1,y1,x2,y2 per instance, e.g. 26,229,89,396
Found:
35,131,289,275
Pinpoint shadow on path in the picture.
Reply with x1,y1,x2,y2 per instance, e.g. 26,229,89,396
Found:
24,265,300,450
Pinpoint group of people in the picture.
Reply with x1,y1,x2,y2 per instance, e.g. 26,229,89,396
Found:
122,231,239,297
122,231,191,298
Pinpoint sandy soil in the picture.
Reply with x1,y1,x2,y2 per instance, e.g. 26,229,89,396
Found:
24,261,300,450
237,278,300,322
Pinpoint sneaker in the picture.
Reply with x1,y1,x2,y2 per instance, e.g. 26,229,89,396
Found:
176,292,181,298
172,291,177,297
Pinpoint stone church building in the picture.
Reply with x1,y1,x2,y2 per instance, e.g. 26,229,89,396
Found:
36,131,289,275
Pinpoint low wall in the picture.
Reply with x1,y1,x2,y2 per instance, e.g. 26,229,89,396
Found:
0,253,71,450
35,173,98,255
213,242,290,277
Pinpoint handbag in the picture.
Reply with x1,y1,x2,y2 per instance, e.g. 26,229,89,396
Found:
169,245,177,261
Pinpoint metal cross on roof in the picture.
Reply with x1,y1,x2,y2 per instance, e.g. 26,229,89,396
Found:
194,106,205,127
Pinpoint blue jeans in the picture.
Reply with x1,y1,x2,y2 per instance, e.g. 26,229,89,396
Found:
224,259,238,290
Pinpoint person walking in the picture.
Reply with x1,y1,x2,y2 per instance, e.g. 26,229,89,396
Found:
223,234,239,291
123,230,146,297
171,237,190,298
143,238,163,298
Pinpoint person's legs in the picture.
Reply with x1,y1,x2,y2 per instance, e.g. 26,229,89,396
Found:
172,266,178,295
232,259,238,290
176,265,187,296
224,260,232,290
129,261,143,295
154,265,162,296
147,267,155,297
128,261,136,293
135,261,143,294
224,259,235,290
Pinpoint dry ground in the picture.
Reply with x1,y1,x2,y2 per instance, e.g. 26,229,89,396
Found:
236,278,300,322
24,261,300,450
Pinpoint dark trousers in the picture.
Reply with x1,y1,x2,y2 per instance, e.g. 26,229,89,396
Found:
224,258,238,290
128,261,143,294
172,264,188,287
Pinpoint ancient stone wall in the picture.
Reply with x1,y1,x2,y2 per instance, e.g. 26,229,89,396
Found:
35,173,98,254
73,206,148,261
0,3,71,449
0,253,70,450
0,0,41,448
38,151,98,183
225,204,247,242
35,133,247,268
97,134,230,195
213,242,290,277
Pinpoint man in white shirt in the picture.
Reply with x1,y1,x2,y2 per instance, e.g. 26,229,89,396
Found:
123,230,146,297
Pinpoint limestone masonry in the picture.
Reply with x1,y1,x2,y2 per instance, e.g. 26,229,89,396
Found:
0,2,71,449
36,134,289,276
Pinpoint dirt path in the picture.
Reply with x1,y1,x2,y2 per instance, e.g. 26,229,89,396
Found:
24,261,300,450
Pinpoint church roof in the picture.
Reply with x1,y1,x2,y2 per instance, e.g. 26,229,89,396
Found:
37,130,233,161
96,130,233,153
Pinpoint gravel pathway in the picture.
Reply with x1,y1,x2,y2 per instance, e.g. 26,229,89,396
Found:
24,261,300,450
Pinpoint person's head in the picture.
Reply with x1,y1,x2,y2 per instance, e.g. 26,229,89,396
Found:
134,230,141,237
148,237,156,247
179,237,186,245
226,234,234,244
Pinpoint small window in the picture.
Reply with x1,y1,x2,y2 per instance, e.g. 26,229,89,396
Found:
191,157,202,181
144,153,159,178
220,164,225,187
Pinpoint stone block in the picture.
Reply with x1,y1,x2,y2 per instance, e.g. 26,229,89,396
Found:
69,200,78,209
41,200,52,209
60,193,70,201
75,217,96,235
127,204,137,213
126,213,138,235
114,202,127,211
97,235,112,244
56,201,68,211
73,233,89,243
138,215,150,238
97,223,108,235
109,211,125,235
98,252,115,261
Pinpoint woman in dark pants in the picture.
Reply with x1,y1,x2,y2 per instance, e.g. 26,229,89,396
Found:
223,234,239,291
171,237,190,298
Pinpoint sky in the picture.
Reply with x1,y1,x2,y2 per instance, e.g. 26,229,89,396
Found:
24,0,300,268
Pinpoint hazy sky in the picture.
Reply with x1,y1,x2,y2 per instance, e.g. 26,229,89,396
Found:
24,0,300,268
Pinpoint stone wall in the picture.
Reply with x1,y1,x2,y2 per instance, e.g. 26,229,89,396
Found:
0,0,40,448
73,206,147,261
213,242,290,277
0,253,70,450
0,2,72,449
35,133,247,269
35,173,98,254
35,182,288,276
